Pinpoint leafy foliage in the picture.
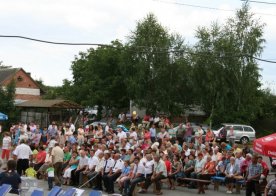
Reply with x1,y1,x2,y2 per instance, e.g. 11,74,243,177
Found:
0,80,18,128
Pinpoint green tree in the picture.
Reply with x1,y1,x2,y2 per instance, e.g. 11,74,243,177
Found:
68,40,129,111
192,3,265,126
124,13,192,115
0,80,18,128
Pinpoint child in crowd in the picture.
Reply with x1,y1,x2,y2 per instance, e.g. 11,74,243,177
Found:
1,132,11,161
25,163,37,178
46,163,55,190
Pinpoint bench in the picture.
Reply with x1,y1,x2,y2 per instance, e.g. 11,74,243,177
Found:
210,176,225,191
179,178,210,194
211,176,246,194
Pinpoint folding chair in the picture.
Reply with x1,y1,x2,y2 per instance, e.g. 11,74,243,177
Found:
89,190,102,196
0,184,12,195
60,188,76,196
48,186,62,196
20,177,38,195
31,189,44,196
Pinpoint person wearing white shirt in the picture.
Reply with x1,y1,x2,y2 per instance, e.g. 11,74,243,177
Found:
69,123,75,133
129,128,138,142
235,151,245,172
104,154,124,194
142,155,167,195
94,144,103,157
13,139,33,175
79,150,99,185
94,151,114,190
86,152,104,188
126,157,146,196
117,128,127,143
139,154,154,193
72,150,88,186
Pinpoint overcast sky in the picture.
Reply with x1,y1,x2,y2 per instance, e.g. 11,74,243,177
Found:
0,0,275,93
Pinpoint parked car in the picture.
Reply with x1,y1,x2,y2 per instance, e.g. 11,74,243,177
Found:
214,123,256,144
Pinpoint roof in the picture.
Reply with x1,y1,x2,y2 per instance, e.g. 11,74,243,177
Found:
0,68,19,84
16,99,83,109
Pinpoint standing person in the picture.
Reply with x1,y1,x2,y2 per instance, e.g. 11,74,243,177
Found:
46,163,55,190
176,124,185,145
184,122,193,143
48,121,58,141
40,127,48,145
0,160,21,195
2,132,11,161
228,126,236,147
245,155,263,196
13,139,33,175
51,143,64,186
150,124,156,143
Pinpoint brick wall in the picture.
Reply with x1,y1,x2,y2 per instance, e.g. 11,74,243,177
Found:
2,69,41,100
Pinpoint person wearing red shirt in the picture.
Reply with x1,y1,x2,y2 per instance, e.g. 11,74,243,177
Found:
143,129,151,141
34,146,47,172
240,153,252,177
258,156,269,178
142,114,151,128
163,155,172,174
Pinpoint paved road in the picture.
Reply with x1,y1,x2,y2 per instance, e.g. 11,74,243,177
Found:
29,178,244,196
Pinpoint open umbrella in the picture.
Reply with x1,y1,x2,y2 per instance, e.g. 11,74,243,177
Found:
253,133,276,158
0,112,8,121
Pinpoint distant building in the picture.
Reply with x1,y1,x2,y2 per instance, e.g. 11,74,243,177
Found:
0,68,42,102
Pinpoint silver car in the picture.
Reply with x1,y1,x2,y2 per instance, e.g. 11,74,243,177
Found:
214,123,256,144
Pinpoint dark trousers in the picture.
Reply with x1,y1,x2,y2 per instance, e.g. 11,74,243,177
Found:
17,159,29,176
128,176,145,196
54,162,63,186
87,171,98,187
143,173,153,189
190,172,201,187
71,168,85,186
151,137,156,143
152,175,166,192
104,172,121,192
246,180,261,196
48,177,54,189
94,173,104,190
34,162,44,171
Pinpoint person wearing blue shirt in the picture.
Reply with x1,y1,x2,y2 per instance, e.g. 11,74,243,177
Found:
68,132,78,144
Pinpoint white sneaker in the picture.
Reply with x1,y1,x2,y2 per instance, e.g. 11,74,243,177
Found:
226,191,231,194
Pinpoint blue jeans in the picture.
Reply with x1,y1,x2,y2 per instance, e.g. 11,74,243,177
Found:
185,136,192,143
127,176,145,196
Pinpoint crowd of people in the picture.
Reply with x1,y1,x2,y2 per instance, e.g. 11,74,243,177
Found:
0,116,275,196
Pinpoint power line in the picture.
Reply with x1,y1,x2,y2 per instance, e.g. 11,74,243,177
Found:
0,35,109,46
153,0,276,16
1,34,276,63
241,0,276,5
